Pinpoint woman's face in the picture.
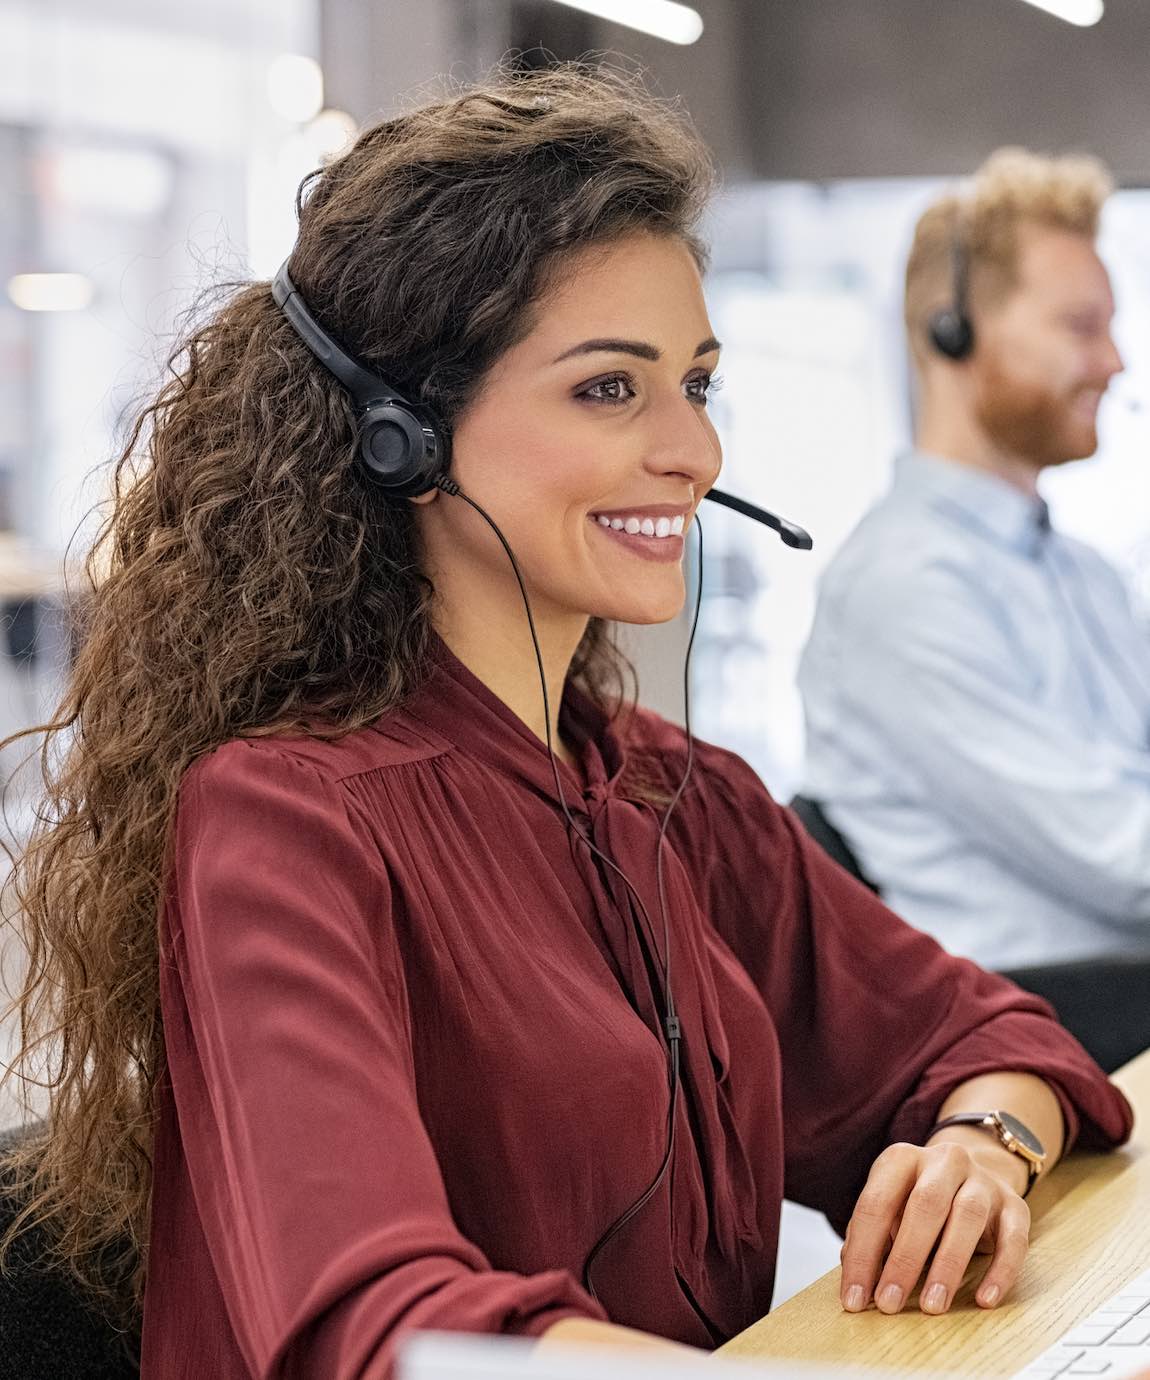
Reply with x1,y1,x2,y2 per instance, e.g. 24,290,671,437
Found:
414,232,723,635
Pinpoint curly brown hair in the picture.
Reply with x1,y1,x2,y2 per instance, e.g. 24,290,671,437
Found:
0,61,715,1324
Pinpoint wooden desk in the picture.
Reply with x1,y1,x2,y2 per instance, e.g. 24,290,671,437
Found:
719,1049,1150,1376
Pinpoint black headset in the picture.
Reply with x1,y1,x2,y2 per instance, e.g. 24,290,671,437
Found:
927,207,975,362
272,263,447,497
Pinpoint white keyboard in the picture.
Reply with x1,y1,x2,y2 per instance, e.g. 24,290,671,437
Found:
1013,1266,1150,1377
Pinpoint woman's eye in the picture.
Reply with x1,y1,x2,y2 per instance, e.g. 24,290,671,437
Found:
580,375,636,404
686,372,723,404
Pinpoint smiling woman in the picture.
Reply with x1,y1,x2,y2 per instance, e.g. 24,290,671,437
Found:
0,61,1133,1380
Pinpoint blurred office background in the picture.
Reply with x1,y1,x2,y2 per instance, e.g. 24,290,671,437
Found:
2,0,1149,1303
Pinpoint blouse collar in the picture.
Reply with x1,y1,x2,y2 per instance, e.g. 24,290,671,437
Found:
402,634,628,811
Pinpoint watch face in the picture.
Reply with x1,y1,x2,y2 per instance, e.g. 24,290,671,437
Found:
998,1111,1045,1161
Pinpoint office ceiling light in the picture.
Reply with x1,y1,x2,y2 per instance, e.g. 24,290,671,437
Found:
304,108,358,163
547,0,703,45
267,54,324,123
7,273,94,312
48,147,173,218
1015,0,1104,26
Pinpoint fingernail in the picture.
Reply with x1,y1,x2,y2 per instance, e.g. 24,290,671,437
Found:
922,1283,948,1314
978,1284,1001,1308
843,1285,865,1312
877,1284,903,1314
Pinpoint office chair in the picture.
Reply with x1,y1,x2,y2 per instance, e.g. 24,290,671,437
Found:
0,1122,140,1379
788,795,878,892
998,957,1150,1075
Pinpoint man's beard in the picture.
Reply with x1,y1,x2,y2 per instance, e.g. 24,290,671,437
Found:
974,354,1102,468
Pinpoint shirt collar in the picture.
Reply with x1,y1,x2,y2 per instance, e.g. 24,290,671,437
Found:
895,450,1051,557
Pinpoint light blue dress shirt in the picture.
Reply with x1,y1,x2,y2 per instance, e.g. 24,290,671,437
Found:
798,450,1150,970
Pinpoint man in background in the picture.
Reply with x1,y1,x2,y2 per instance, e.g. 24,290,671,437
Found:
797,147,1150,1070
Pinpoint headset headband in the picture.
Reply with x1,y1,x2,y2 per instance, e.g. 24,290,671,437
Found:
950,203,970,324
271,263,409,412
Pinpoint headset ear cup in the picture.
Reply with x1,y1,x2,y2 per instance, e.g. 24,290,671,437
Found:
357,401,448,497
928,308,975,361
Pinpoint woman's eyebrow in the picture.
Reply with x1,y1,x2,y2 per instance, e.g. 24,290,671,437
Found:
551,335,722,364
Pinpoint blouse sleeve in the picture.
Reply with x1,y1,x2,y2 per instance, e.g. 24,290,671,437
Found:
681,739,1134,1234
160,741,604,1379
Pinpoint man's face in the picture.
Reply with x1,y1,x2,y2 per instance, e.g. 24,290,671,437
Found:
971,224,1124,468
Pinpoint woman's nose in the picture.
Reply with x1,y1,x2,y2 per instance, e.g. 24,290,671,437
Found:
645,399,722,484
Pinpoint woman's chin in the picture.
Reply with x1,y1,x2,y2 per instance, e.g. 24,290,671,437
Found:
595,591,687,627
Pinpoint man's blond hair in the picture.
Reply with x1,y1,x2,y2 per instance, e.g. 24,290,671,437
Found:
904,147,1113,367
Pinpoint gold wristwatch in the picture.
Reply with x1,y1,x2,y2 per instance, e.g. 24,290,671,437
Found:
926,1110,1047,1197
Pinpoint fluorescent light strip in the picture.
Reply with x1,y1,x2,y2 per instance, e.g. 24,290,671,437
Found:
1015,0,1104,26
7,274,94,312
547,0,703,45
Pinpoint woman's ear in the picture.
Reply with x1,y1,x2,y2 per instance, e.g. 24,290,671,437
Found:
408,488,440,506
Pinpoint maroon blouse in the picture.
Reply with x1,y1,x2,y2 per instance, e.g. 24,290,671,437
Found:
141,643,1132,1377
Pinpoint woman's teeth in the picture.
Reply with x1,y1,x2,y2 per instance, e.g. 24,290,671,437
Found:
594,514,685,538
